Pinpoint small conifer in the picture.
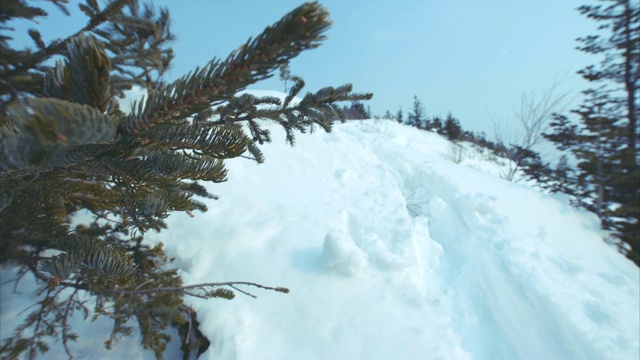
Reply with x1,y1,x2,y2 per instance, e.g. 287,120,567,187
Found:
407,95,426,128
443,112,462,141
396,107,403,124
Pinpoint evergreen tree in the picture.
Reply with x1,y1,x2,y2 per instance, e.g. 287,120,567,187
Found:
462,130,475,142
279,63,292,92
342,101,369,119
544,0,639,265
443,112,463,141
423,117,432,130
0,1,372,358
396,107,403,124
430,115,443,133
407,95,426,128
383,110,392,119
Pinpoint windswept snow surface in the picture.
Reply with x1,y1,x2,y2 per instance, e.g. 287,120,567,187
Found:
1,91,639,359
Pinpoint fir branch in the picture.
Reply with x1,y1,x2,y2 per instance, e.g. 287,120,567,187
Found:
61,288,80,359
0,175,36,211
28,287,54,359
0,98,119,180
1,0,131,82
114,152,229,183
1,2,372,358
115,281,290,299
63,35,112,111
210,81,372,147
12,98,119,146
37,234,137,284
136,121,250,159
0,286,59,360
121,2,333,134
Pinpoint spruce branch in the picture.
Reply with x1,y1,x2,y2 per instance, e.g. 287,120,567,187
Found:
135,121,250,159
211,80,372,148
0,286,59,360
122,1,333,134
61,288,81,359
0,279,89,360
12,98,119,146
62,35,112,111
115,281,290,300
113,151,229,183
0,98,120,180
37,234,137,285
1,0,131,82
1,1,373,358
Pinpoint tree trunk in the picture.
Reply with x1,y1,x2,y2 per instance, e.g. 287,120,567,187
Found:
623,1,637,150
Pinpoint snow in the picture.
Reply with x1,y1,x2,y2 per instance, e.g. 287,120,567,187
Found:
322,229,368,275
1,90,639,360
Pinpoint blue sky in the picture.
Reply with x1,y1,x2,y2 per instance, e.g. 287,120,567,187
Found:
9,0,598,133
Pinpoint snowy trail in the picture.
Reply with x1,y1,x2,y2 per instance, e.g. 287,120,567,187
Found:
425,186,595,359
331,120,639,359
171,118,638,360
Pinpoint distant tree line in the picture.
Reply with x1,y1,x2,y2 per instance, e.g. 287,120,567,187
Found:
342,101,371,120
378,0,638,266
382,95,492,145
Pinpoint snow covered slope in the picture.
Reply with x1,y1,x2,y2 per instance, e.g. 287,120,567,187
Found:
1,92,639,359
155,108,639,359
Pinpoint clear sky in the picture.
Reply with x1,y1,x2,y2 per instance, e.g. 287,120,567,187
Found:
8,0,599,134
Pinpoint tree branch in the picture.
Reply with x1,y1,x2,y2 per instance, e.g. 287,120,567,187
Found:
116,281,290,298
2,0,131,81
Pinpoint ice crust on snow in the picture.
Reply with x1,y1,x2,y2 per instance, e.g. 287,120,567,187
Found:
1,90,639,359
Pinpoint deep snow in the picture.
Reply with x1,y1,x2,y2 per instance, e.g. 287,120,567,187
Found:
1,90,639,359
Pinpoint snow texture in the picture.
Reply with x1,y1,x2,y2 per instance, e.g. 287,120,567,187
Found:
1,90,639,360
